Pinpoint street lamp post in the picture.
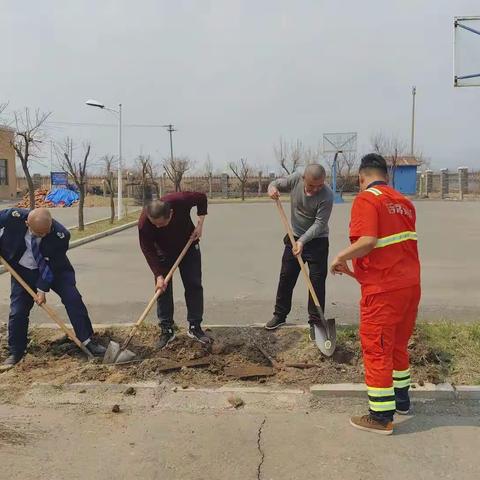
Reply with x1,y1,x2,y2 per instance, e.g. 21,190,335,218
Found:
86,99,123,219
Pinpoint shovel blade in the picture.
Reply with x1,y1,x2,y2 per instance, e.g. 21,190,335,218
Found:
102,341,137,365
313,318,336,357
103,341,121,364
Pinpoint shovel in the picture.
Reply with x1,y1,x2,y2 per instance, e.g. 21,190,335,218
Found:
274,199,336,357
103,237,195,365
0,256,94,359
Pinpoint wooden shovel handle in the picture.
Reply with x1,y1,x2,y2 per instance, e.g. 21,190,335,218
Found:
121,237,196,350
0,256,94,359
274,199,324,314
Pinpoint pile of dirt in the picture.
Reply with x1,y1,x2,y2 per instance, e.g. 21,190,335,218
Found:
0,324,467,390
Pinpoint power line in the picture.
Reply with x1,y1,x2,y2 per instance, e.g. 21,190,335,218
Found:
47,121,172,128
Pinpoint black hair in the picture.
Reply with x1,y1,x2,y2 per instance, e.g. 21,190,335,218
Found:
145,200,172,219
359,153,388,175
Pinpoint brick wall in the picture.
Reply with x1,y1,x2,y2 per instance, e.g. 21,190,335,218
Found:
0,127,16,200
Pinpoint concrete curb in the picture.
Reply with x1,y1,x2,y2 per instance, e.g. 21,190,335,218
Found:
311,382,463,401
68,220,138,249
454,385,480,400
0,220,138,275
8,381,479,402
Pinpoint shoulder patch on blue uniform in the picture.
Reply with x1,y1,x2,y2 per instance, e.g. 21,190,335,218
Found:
56,231,65,239
11,210,20,217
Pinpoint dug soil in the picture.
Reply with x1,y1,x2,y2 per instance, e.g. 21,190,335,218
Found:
1,323,476,391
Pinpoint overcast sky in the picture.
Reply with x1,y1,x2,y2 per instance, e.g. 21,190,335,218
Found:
2,0,480,173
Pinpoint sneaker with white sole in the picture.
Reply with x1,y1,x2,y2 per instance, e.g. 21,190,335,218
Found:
187,325,211,344
265,315,286,330
349,414,393,435
157,327,176,349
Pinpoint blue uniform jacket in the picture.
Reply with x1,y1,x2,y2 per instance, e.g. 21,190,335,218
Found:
0,208,73,291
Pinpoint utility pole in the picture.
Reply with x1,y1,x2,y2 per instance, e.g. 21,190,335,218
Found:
162,124,177,163
410,86,416,156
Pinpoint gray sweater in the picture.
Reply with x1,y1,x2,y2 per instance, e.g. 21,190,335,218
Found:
270,172,334,244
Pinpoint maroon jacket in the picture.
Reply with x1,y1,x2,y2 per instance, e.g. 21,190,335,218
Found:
138,192,208,277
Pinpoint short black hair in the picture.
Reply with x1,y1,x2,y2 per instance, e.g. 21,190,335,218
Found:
145,200,172,219
359,153,388,175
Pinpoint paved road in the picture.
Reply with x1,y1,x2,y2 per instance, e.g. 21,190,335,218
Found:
1,393,479,480
0,201,479,327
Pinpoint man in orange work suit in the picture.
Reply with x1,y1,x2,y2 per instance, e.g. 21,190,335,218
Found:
330,153,421,435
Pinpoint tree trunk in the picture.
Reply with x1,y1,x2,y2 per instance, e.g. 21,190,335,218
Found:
241,183,245,201
109,188,115,224
153,181,160,199
78,185,85,231
175,178,181,192
22,161,35,210
208,174,213,198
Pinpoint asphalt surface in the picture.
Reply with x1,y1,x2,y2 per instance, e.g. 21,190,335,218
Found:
0,200,479,327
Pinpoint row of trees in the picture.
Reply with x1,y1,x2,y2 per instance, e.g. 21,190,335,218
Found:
1,105,425,230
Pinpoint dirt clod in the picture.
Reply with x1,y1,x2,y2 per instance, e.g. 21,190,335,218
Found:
124,387,136,396
227,395,244,409
111,404,121,413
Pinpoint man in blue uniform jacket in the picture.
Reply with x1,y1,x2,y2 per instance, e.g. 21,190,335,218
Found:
0,207,106,370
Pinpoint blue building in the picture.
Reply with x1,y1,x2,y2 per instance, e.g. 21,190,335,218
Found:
388,156,421,195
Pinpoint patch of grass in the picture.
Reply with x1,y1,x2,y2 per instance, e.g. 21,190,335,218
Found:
82,195,137,208
414,322,480,385
69,212,140,242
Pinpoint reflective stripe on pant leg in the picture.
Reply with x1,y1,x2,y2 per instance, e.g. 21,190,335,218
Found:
393,368,411,389
367,386,396,412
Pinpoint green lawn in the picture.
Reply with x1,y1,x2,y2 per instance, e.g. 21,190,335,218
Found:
69,212,140,242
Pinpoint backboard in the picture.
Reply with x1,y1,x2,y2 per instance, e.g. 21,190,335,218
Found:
323,132,357,153
454,16,480,87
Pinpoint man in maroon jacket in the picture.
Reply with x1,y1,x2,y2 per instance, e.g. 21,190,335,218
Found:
138,192,211,348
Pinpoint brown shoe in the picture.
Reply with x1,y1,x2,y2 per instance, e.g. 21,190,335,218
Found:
350,415,393,435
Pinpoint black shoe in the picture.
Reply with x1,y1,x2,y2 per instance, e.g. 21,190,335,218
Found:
395,402,411,415
157,327,176,349
0,354,24,371
85,340,107,357
187,325,211,344
265,315,286,330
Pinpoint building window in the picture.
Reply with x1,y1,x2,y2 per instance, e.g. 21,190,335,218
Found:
0,160,7,186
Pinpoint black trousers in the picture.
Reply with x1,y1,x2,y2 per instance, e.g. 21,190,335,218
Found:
273,236,329,323
157,244,203,328
8,264,94,357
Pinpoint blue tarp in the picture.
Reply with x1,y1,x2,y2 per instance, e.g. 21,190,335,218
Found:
45,188,80,207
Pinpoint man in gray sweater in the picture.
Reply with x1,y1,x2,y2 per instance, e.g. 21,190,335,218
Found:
266,164,334,338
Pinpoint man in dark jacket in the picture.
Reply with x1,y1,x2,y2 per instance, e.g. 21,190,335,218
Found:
0,208,105,370
138,192,210,349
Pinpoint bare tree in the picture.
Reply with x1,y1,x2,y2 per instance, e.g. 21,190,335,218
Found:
163,156,192,192
146,158,161,199
11,108,52,209
57,138,91,231
102,155,115,223
273,137,307,175
370,133,408,188
324,151,358,194
303,145,322,165
204,154,214,198
136,155,154,205
229,158,250,201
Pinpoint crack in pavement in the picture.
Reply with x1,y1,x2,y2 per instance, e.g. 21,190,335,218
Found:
256,417,266,480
